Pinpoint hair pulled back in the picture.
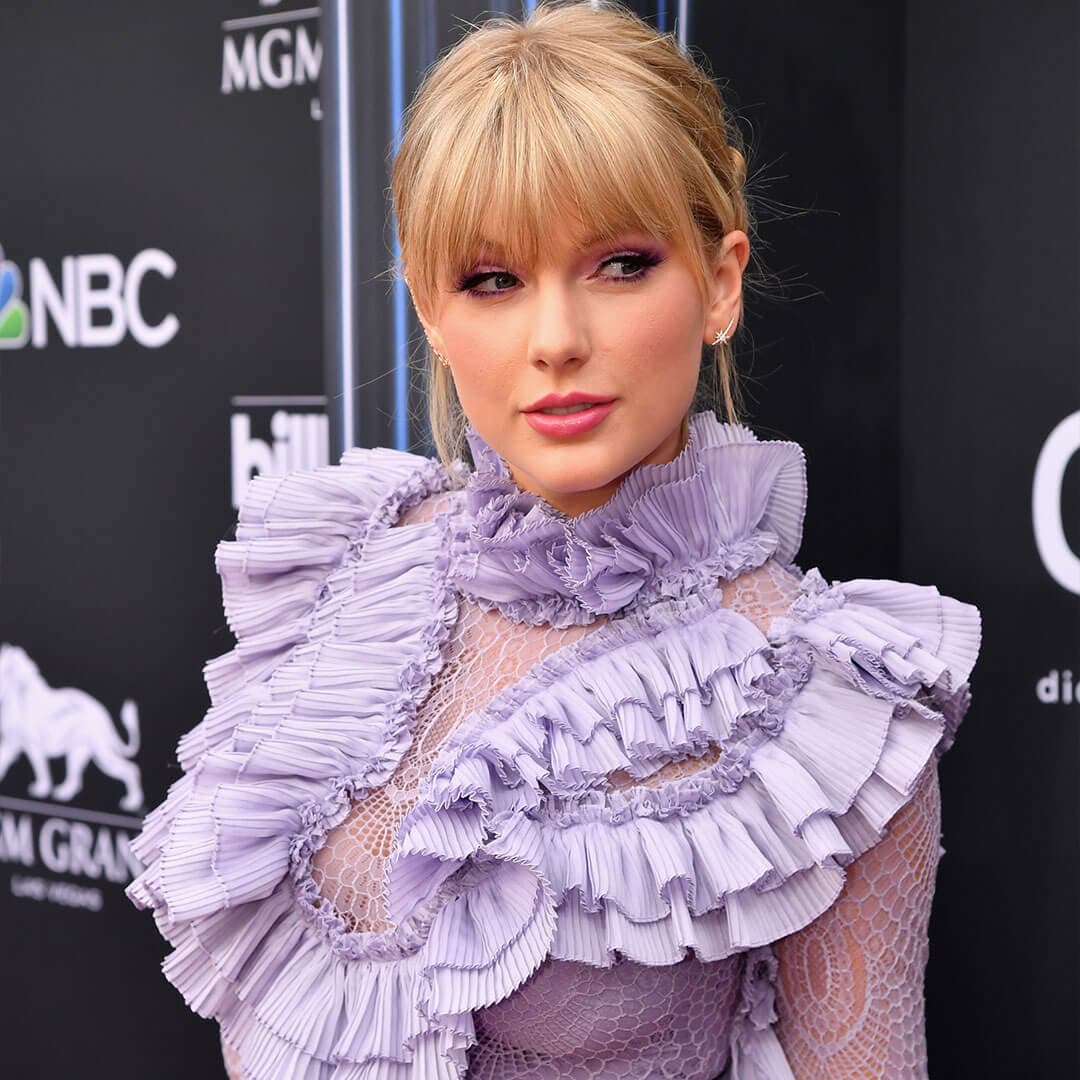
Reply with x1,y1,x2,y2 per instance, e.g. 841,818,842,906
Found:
391,0,752,467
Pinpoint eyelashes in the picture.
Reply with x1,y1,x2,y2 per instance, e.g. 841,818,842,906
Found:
455,249,664,297
457,268,518,295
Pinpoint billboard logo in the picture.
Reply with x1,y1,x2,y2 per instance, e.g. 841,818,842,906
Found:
0,246,30,348
1032,410,1080,595
221,5,322,96
231,396,330,509
0,243,179,350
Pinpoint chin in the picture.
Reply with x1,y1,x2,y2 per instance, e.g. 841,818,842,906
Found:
506,413,684,497
520,449,633,497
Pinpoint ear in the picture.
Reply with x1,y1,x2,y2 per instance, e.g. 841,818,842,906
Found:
403,273,447,356
702,229,751,344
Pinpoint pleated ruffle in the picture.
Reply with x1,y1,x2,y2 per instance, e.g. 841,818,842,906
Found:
127,447,488,1080
723,944,796,1079
389,566,981,984
451,410,808,627
127,425,982,1080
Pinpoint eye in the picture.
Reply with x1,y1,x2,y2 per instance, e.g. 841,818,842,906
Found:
596,250,663,281
457,269,520,296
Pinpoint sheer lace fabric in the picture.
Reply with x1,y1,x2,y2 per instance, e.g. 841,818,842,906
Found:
221,506,943,1079
310,524,804,938
466,952,743,1079
309,494,603,936
732,560,943,1079
718,558,806,637
773,760,942,1080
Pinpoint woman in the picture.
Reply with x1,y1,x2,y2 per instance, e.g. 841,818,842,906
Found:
128,3,981,1077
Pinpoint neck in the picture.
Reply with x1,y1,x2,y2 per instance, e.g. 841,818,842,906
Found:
506,415,690,518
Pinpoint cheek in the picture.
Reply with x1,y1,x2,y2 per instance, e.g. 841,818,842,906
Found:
614,279,703,388
442,323,516,404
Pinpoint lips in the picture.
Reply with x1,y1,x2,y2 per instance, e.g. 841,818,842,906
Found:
521,398,616,438
523,391,616,413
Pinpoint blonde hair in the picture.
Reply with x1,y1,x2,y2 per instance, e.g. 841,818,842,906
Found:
391,0,751,469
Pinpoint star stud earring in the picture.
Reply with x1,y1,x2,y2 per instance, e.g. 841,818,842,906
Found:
711,313,738,346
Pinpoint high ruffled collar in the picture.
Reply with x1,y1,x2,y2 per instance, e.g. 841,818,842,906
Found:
448,410,808,628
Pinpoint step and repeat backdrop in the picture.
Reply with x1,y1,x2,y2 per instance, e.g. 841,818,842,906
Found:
0,3,325,1073
901,3,1078,1075
0,1,1074,1076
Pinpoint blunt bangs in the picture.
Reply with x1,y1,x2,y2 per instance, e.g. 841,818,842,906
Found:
401,61,708,312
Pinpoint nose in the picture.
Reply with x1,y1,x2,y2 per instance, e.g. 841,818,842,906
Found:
527,272,590,372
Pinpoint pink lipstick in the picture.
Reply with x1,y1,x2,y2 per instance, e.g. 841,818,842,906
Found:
522,392,616,438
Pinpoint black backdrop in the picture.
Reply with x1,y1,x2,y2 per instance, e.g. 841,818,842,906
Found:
0,2,1075,1077
902,2,1079,1075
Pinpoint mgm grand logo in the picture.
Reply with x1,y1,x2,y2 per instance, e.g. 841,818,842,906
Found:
0,643,144,912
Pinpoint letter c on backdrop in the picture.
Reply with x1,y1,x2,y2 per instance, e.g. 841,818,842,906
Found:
1032,410,1080,595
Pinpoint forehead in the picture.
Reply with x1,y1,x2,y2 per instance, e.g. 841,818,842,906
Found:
404,70,704,297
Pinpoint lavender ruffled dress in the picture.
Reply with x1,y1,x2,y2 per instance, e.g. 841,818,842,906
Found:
128,411,981,1079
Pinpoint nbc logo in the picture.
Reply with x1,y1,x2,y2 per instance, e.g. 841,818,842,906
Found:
0,245,30,349
0,242,178,350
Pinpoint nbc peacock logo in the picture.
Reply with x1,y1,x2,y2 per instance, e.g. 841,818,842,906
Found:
0,244,29,348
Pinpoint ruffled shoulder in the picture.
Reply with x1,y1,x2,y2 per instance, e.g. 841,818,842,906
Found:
385,562,980,1071
126,446,481,1079
183,446,451,758
550,566,980,952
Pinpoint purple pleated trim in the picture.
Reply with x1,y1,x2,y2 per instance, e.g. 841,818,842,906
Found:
127,447,487,1080
450,410,808,627
771,567,983,758
386,566,981,979
724,944,796,1079
126,431,983,1080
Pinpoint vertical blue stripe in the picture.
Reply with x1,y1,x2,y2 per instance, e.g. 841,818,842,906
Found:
677,0,689,47
523,0,537,16
389,0,408,449
334,0,356,451
657,1,668,32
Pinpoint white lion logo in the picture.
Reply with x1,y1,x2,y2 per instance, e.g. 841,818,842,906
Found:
0,643,143,812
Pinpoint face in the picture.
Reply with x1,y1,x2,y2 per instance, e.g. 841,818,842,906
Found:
416,216,749,517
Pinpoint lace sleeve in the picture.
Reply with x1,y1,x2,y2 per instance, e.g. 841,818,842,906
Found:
772,760,942,1079
604,559,947,1080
